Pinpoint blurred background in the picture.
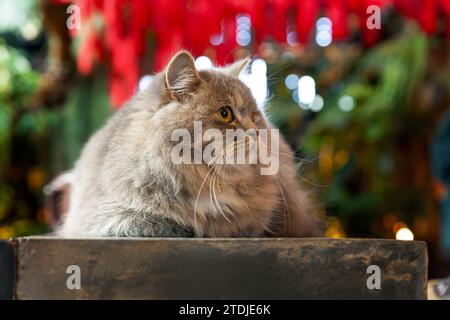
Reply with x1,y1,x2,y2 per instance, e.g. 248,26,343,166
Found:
0,0,449,280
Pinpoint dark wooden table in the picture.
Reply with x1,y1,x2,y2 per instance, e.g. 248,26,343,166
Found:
0,237,427,299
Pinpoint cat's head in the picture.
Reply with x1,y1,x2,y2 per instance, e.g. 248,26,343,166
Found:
157,50,274,179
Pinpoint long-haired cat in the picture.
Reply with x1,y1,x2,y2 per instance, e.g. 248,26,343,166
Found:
59,51,321,237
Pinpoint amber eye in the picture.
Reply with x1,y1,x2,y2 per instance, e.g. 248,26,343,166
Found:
216,106,234,123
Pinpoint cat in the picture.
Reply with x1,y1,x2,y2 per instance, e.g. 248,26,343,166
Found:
59,50,322,238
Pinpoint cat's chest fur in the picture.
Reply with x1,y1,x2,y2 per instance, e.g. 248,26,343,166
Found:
184,176,280,237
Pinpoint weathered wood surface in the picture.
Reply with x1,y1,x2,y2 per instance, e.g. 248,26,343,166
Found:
0,240,15,300
8,237,427,300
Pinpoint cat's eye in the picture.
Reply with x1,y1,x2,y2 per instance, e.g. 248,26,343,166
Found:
216,106,234,123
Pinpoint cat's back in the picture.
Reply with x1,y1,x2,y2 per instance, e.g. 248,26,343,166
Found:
61,91,161,236
68,105,134,209
75,105,131,173
74,78,164,176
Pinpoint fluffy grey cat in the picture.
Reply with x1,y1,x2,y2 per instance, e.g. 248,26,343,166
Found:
59,51,321,238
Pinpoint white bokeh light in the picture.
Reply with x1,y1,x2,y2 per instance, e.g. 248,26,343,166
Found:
138,75,153,92
210,33,223,46
285,74,299,90
316,17,332,31
315,30,332,47
298,76,316,105
236,15,251,25
236,31,251,46
338,95,355,112
240,59,267,109
236,14,251,47
210,20,224,46
287,31,298,46
251,58,267,75
298,102,310,110
315,17,332,47
292,89,299,104
310,95,324,112
195,56,213,70
396,227,414,241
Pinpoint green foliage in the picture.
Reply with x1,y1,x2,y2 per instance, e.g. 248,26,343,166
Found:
306,33,428,148
0,40,42,236
267,31,440,237
0,40,40,163
0,34,111,238
50,75,112,173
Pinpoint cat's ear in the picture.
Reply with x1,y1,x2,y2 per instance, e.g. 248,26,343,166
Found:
224,57,251,77
165,50,201,100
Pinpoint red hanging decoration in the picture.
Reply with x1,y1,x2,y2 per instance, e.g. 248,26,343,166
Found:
441,0,450,40
265,0,294,43
151,0,185,71
327,0,348,40
393,0,419,19
51,0,450,108
214,14,237,65
296,0,320,43
418,0,438,35
184,0,224,56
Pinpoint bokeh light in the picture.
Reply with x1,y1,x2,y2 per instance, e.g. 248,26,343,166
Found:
285,74,299,90
315,17,332,47
310,95,324,112
240,59,267,109
195,56,213,70
236,14,251,46
298,76,316,105
138,75,153,92
396,227,414,241
338,95,355,111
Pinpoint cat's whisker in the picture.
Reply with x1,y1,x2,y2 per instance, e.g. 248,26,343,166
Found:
204,146,234,224
269,143,328,166
193,164,216,231
267,146,314,164
266,60,294,83
266,146,330,188
204,148,231,222
212,165,232,223
225,140,251,172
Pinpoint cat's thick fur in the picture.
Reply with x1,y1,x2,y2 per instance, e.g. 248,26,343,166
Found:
59,51,321,237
